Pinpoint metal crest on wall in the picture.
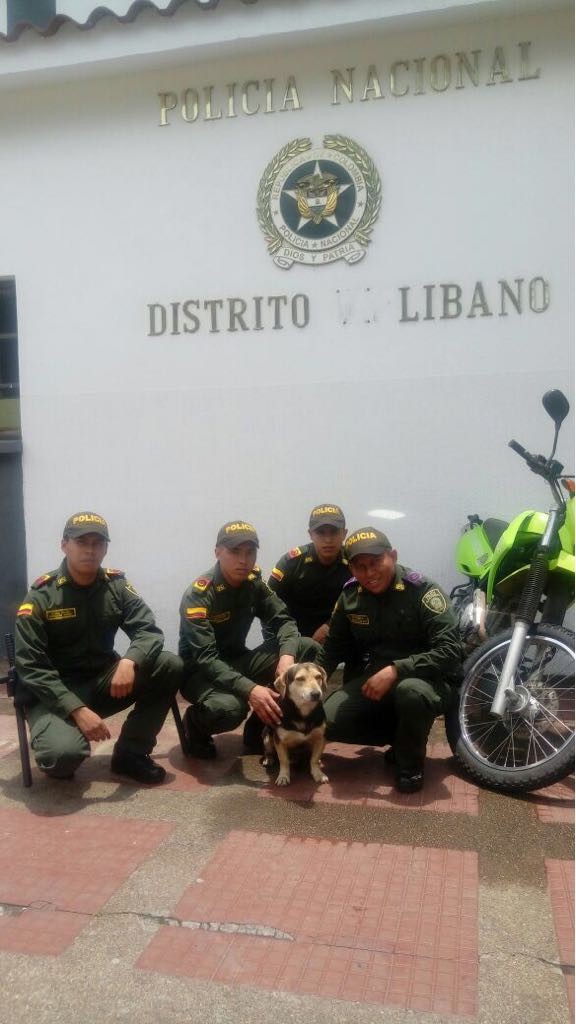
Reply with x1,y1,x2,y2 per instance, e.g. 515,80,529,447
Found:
257,135,382,269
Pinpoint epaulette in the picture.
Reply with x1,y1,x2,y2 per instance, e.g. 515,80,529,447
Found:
403,570,425,586
248,565,262,580
288,547,302,559
31,572,57,589
192,575,213,593
104,568,126,579
344,576,359,588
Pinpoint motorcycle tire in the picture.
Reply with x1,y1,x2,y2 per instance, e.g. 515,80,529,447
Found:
453,624,575,793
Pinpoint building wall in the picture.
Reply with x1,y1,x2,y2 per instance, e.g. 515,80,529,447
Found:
0,8,573,647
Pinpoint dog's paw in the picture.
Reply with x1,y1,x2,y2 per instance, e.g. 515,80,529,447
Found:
275,773,290,787
311,769,329,784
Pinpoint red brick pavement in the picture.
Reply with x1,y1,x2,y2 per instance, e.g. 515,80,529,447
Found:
0,710,240,792
529,777,575,825
138,831,479,1016
0,809,173,955
545,858,575,1014
259,742,479,815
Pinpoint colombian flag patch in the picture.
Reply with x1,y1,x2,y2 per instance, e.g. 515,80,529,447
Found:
186,607,207,620
271,567,284,581
17,603,34,617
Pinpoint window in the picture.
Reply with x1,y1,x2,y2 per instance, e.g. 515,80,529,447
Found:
0,278,20,438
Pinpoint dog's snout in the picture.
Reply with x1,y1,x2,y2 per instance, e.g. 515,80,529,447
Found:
307,690,322,702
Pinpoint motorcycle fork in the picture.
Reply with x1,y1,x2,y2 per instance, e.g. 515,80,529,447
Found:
490,508,562,718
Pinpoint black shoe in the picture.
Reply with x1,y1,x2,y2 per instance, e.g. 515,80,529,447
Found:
243,713,264,755
395,769,424,794
183,706,217,760
111,750,167,785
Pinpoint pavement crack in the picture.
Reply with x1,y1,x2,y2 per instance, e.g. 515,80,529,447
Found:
0,901,294,940
481,949,574,975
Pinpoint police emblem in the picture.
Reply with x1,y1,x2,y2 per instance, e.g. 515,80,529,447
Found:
257,135,381,269
422,588,448,615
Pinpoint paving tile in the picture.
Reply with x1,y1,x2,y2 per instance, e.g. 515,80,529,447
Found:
0,714,20,759
0,808,173,955
545,859,575,1014
138,831,478,1015
528,776,574,825
0,706,240,793
258,742,479,815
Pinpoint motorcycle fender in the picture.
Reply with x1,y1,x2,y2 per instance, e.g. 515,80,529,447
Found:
487,511,547,602
549,550,575,574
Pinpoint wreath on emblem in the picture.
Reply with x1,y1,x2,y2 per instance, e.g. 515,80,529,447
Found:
257,135,382,268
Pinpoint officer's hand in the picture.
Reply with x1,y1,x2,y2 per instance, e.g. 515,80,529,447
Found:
248,684,282,726
275,654,295,679
362,666,398,701
312,623,330,645
70,706,111,742
110,658,137,698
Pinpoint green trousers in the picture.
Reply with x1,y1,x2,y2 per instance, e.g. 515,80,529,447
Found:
27,652,182,778
323,673,457,773
180,638,320,735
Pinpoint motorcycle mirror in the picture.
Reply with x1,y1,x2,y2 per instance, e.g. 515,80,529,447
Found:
542,389,570,427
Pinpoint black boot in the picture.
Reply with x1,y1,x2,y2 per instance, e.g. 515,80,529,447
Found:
183,706,217,760
243,712,264,754
111,748,166,784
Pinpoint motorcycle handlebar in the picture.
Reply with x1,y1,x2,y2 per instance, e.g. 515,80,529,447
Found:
508,439,565,482
508,439,528,459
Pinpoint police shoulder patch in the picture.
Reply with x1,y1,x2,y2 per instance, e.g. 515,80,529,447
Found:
422,587,448,614
105,567,126,579
31,572,56,589
288,547,301,559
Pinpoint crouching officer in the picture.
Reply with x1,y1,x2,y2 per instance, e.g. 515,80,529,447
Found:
317,527,463,793
15,512,181,784
178,520,320,758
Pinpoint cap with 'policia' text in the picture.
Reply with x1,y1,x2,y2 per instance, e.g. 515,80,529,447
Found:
63,512,110,541
216,521,260,548
309,504,346,530
344,527,392,559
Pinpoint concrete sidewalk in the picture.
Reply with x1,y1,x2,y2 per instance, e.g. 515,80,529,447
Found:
0,698,573,1024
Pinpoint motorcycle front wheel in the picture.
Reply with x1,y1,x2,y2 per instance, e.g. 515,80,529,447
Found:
454,624,575,793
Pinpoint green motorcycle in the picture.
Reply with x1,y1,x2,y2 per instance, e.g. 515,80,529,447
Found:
449,390,574,792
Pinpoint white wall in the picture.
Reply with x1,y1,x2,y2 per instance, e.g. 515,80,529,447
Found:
1,9,573,648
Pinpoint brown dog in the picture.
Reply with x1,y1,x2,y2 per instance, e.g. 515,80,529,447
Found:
262,662,328,787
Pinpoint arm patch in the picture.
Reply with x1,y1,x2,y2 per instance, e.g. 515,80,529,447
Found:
422,588,448,614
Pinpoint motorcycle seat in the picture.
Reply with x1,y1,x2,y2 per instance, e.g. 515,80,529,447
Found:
483,518,509,550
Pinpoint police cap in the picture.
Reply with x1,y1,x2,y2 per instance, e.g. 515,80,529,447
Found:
344,527,392,559
63,512,110,541
309,504,345,529
216,520,259,548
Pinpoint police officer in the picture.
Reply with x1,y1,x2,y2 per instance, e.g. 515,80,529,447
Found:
267,503,352,644
178,519,319,758
14,512,181,784
317,527,462,792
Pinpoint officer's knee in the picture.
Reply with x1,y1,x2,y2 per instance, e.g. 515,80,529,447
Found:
153,651,182,688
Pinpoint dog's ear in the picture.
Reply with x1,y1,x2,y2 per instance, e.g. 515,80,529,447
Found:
275,663,297,698
316,666,328,692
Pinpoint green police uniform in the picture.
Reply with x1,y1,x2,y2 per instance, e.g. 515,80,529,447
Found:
267,543,352,636
317,564,462,774
15,561,181,778
178,563,319,735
